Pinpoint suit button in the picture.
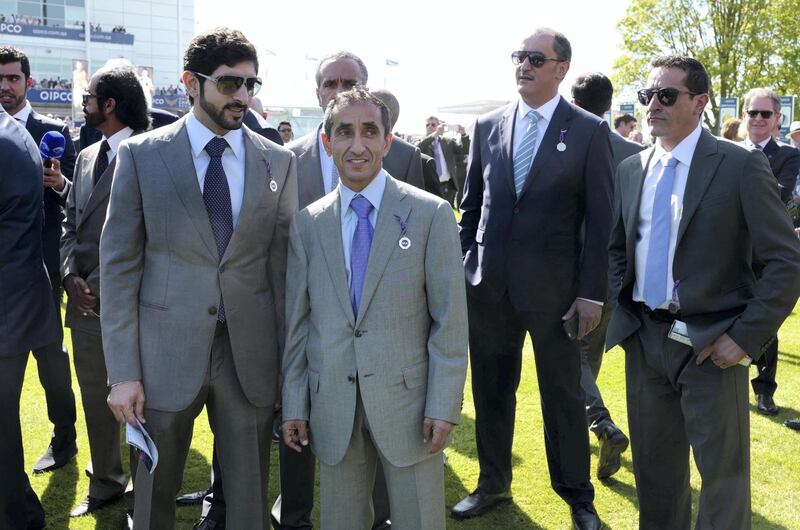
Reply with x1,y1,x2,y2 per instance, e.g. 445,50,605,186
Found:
208,306,217,315
355,330,363,337
347,375,356,383
513,207,520,214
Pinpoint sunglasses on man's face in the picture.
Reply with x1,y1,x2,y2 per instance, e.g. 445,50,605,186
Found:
746,110,774,119
82,93,100,106
192,71,262,96
511,51,565,68
637,87,700,107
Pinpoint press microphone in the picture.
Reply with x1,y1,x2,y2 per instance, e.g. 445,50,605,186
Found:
39,130,66,168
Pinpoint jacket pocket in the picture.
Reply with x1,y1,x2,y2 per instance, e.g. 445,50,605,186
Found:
139,301,168,311
402,361,427,389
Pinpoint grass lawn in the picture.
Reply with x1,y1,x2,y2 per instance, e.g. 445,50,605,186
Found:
20,302,800,529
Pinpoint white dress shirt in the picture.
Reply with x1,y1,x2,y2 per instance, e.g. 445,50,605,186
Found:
12,100,32,124
185,112,246,227
513,92,561,173
339,170,386,287
318,127,338,194
103,126,134,164
633,122,703,309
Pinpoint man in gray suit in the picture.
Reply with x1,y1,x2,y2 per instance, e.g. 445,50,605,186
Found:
607,56,800,529
282,87,467,530
101,28,297,529
61,63,150,520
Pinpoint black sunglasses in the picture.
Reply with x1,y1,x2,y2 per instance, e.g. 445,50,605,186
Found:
192,71,262,96
511,51,566,68
746,110,774,119
82,93,101,106
637,87,700,107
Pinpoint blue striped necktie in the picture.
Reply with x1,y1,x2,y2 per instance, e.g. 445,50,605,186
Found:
513,110,541,197
643,155,679,310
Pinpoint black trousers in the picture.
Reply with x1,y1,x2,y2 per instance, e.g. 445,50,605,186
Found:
30,287,76,446
0,353,46,530
467,292,594,506
751,336,778,397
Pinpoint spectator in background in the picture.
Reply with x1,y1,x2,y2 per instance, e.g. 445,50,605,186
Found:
629,129,644,144
417,116,470,208
614,113,637,138
788,121,800,148
721,118,744,141
278,120,293,143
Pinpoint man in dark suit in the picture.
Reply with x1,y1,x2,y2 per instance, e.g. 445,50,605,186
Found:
740,87,800,415
0,45,78,475
0,107,62,530
417,116,469,207
570,72,642,480
79,106,180,150
61,63,151,521
454,29,612,530
243,107,283,145
607,56,800,529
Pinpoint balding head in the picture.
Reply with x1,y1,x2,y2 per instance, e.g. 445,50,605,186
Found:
370,88,399,130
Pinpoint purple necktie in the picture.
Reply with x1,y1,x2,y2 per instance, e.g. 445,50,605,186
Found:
203,136,233,321
432,137,443,176
349,195,374,317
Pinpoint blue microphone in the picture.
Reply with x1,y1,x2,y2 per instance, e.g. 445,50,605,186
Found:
39,130,66,168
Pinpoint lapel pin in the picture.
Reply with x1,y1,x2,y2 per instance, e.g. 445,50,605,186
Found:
267,159,278,192
394,214,411,250
556,129,568,152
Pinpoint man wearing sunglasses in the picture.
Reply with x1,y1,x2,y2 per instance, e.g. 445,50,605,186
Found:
606,56,800,529
101,28,297,530
456,28,613,530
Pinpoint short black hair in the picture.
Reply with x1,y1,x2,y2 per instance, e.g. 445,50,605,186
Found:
650,55,709,95
94,65,151,131
0,45,31,79
278,121,292,129
571,72,612,118
614,114,637,129
183,28,258,104
323,87,391,140
315,51,368,88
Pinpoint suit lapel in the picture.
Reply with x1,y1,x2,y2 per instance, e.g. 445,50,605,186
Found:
625,149,655,265
499,104,517,197
676,130,722,245
317,192,355,326
79,157,116,225
519,97,573,200
355,177,411,326
157,120,218,259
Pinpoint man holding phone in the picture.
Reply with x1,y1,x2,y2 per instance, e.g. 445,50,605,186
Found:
417,116,469,208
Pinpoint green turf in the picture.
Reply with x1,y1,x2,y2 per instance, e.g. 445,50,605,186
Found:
20,302,800,529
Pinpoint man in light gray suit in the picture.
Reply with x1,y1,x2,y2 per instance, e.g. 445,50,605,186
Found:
282,88,468,530
101,28,297,529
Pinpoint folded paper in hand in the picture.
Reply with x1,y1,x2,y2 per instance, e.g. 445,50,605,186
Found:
126,419,158,473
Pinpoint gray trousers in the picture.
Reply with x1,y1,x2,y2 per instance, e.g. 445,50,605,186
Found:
579,303,614,433
623,309,750,530
319,390,445,530
132,323,273,529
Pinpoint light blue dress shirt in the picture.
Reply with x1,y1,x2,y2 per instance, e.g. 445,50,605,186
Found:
339,170,387,287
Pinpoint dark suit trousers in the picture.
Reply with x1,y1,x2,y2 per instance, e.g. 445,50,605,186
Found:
751,336,778,396
439,181,458,209
623,308,750,530
30,287,77,446
467,292,594,506
579,303,614,433
0,353,46,530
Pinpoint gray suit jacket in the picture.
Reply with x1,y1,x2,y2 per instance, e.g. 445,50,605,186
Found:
288,125,425,209
100,117,298,411
282,175,468,468
610,132,645,169
606,130,800,358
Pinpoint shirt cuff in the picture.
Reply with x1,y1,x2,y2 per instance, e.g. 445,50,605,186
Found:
577,297,603,306
55,178,71,197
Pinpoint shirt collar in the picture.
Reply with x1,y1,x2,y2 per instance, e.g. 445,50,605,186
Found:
103,126,134,159
12,100,33,124
339,169,387,218
517,93,561,123
186,112,244,161
653,121,703,167
746,136,771,150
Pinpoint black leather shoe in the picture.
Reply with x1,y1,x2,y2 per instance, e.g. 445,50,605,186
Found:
193,516,225,530
571,502,602,530
70,495,122,517
176,488,211,506
32,439,77,474
596,422,629,479
451,489,512,519
785,419,800,431
757,394,779,415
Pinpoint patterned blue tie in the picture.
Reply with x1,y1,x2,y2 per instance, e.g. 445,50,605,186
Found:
513,110,541,197
203,137,234,321
349,195,374,317
644,155,679,310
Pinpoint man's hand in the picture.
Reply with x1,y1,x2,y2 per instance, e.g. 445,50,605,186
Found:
282,420,309,453
435,124,446,136
43,158,66,191
423,418,454,454
107,381,146,426
696,333,747,369
562,298,602,340
64,275,98,312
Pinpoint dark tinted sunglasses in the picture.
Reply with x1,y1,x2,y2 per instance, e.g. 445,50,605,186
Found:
637,87,700,106
192,71,262,96
511,51,565,68
746,110,774,119
82,93,101,106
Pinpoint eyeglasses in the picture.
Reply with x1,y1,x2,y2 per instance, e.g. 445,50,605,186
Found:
511,51,566,68
746,110,774,119
191,71,262,96
279,128,292,133
81,93,100,106
637,87,700,106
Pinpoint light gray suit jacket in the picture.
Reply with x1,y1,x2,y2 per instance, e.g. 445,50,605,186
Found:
282,175,468,468
100,117,298,411
288,125,425,209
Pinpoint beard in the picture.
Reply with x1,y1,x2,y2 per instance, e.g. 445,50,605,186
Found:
84,108,106,128
199,87,247,132
0,91,25,113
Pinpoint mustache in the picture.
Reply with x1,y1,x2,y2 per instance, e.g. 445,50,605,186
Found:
225,103,247,111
